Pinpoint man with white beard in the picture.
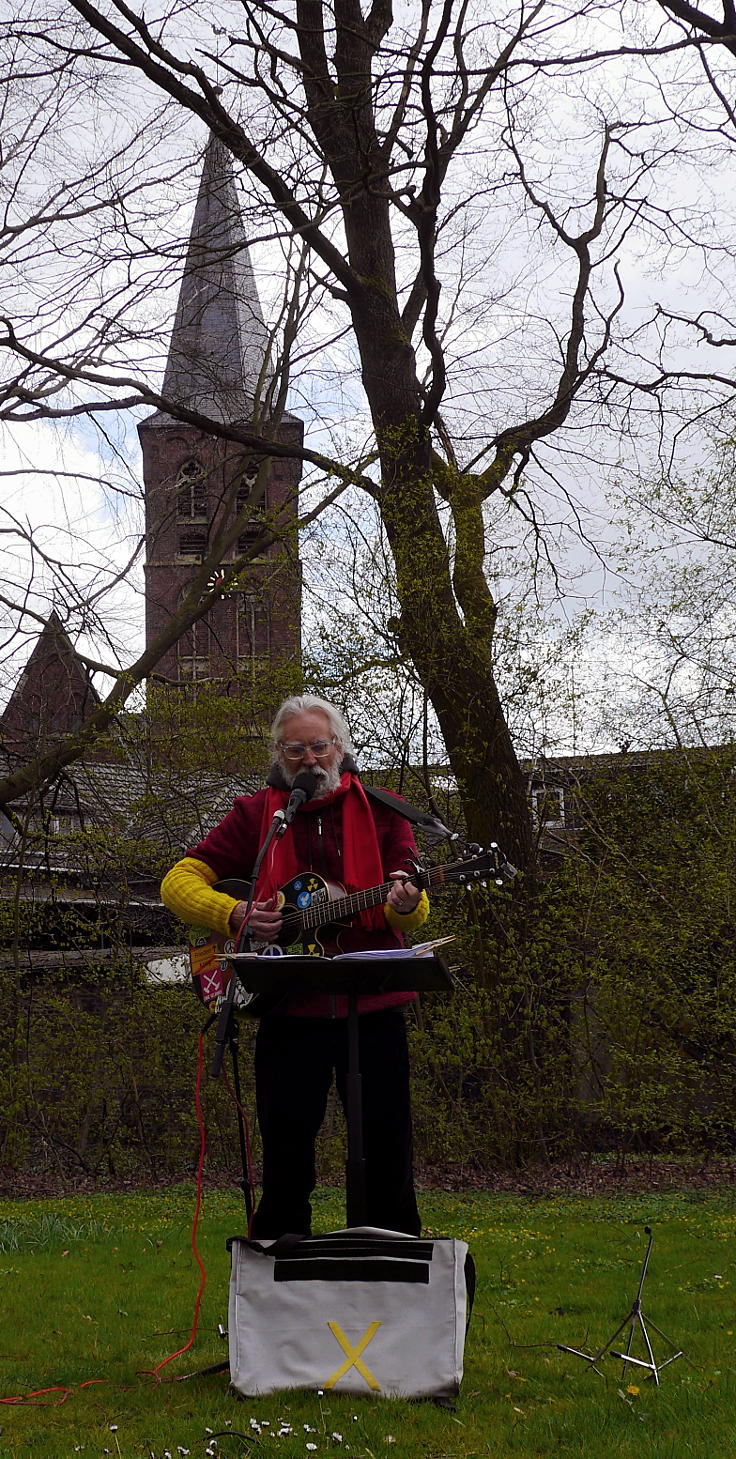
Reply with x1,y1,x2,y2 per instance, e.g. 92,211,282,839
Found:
161,694,429,1238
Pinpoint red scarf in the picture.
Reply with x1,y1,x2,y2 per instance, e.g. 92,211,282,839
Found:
254,772,387,933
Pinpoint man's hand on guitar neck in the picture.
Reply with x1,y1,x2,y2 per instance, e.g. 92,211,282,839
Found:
230,895,283,942
386,872,421,917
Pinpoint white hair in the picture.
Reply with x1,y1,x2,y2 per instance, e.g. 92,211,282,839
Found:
269,695,354,758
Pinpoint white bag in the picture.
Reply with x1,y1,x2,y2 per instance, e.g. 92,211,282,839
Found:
227,1226,474,1400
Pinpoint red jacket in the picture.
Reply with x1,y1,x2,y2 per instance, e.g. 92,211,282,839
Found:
187,776,423,1018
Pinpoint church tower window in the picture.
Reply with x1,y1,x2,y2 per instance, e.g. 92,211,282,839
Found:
235,462,266,552
177,459,208,521
235,460,261,512
237,593,270,674
177,612,211,683
178,526,208,560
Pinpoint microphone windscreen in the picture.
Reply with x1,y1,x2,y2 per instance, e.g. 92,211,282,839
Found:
292,769,317,801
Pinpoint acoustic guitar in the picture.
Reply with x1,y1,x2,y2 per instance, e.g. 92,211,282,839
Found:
187,848,502,1010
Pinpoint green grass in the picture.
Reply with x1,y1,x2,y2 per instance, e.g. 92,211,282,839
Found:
0,1186,734,1457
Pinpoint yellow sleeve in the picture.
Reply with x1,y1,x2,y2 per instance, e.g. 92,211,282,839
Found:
384,889,430,932
161,857,241,936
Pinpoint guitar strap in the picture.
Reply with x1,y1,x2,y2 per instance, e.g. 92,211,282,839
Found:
361,783,456,842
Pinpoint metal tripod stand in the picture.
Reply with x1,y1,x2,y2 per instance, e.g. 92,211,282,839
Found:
557,1226,685,1383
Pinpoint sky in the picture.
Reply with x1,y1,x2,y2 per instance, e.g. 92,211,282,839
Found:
2,0,735,755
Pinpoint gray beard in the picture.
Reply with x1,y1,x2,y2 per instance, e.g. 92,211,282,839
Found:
281,760,342,798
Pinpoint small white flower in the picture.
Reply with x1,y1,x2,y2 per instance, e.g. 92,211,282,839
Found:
385,1437,396,1445
110,1427,119,1434
331,1434,343,1444
306,1446,318,1453
304,1424,316,1433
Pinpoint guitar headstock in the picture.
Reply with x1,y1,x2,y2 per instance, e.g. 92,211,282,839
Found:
430,842,518,891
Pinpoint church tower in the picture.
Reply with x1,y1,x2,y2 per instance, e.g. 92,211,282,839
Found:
138,136,303,695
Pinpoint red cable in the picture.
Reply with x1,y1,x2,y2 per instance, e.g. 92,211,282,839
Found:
220,1067,256,1236
139,1032,208,1380
0,1379,107,1406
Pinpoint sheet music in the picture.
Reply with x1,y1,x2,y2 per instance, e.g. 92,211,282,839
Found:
333,937,454,961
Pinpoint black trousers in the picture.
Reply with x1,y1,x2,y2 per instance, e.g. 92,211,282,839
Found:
250,1009,421,1239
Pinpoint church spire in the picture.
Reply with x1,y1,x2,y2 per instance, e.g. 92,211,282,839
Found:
160,135,271,423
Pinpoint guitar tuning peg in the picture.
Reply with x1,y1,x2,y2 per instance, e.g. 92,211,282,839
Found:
480,879,487,888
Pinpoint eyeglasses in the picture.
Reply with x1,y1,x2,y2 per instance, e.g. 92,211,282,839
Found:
279,737,337,761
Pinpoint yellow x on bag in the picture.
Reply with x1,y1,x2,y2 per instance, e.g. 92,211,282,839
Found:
324,1320,382,1391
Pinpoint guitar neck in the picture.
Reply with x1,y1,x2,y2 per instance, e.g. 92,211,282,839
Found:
299,864,449,932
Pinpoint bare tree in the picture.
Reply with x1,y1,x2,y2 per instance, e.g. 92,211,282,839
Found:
4,0,736,863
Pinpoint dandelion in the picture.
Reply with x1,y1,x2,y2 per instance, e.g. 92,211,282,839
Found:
626,1384,640,1396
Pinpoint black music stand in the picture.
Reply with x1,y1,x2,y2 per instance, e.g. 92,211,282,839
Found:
227,952,453,1227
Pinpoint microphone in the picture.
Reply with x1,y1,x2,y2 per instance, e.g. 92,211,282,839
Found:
275,769,317,838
